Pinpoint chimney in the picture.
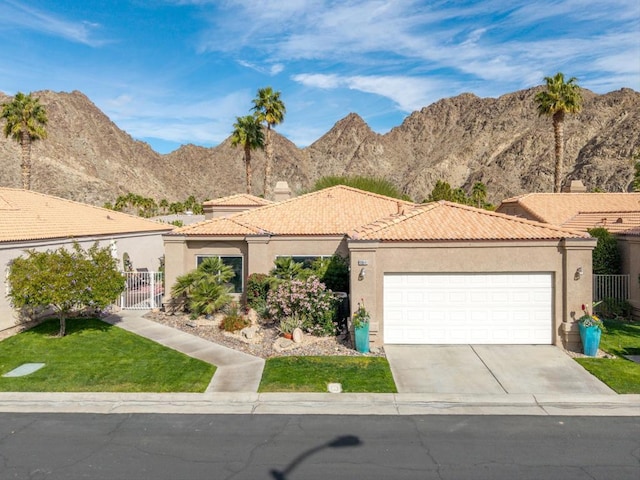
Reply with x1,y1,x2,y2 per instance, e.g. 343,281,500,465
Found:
274,181,292,202
562,180,587,193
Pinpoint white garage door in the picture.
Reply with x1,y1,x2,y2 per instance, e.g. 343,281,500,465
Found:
384,273,552,344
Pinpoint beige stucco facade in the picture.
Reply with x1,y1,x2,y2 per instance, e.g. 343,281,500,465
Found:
348,238,596,350
163,234,348,302
164,231,596,350
1,232,166,332
618,234,640,319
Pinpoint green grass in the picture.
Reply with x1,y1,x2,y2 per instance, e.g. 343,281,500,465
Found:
0,318,215,392
575,319,640,394
259,356,397,393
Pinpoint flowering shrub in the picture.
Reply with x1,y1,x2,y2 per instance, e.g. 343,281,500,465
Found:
266,276,338,336
579,302,605,331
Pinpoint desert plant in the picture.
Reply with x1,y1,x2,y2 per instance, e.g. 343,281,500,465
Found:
219,302,250,332
277,314,306,335
1,91,48,190
271,257,305,280
535,72,583,192
252,86,286,199
171,257,234,317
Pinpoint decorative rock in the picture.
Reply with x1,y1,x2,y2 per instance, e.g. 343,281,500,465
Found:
185,321,197,328
242,325,259,339
292,327,304,343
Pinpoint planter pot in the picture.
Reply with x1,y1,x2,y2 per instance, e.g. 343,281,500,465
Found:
283,333,293,340
579,323,601,357
354,323,370,354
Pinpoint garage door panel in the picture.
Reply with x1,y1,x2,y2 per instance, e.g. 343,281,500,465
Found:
384,273,552,345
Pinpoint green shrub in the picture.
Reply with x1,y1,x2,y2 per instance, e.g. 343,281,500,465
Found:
266,276,338,336
588,228,621,274
314,255,349,293
7,242,125,336
595,297,632,320
171,257,233,316
246,273,273,309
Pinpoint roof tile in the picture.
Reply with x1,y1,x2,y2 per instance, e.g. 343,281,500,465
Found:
352,201,589,241
0,188,171,243
498,193,640,225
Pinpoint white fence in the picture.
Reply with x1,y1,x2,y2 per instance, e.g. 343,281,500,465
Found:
118,271,164,310
593,274,629,302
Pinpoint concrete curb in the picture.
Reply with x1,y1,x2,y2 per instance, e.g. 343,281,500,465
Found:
1,392,638,416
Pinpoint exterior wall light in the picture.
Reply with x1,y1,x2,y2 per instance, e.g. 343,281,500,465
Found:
575,267,584,280
358,267,366,280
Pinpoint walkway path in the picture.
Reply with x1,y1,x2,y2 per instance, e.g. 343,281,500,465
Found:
103,310,264,393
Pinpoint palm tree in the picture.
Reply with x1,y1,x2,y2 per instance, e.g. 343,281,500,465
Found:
535,73,583,193
1,92,48,190
252,87,286,199
471,181,487,208
231,115,264,194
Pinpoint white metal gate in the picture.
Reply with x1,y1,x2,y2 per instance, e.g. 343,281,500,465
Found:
119,271,164,310
593,274,629,302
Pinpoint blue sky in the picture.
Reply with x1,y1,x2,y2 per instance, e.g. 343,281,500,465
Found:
0,0,638,154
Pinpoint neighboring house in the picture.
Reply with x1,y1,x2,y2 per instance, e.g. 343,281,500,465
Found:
0,188,173,331
496,189,640,318
202,193,273,219
165,185,594,350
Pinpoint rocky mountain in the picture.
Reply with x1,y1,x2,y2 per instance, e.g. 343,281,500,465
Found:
0,87,638,206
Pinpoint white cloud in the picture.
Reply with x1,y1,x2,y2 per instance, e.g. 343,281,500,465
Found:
292,73,443,112
0,0,106,46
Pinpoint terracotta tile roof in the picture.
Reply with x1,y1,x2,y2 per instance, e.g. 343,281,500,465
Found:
352,201,589,241
202,194,273,207
173,185,416,236
562,211,640,234
0,188,172,243
172,216,263,236
498,193,640,225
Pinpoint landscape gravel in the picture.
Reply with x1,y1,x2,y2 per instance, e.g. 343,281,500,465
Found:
144,310,385,359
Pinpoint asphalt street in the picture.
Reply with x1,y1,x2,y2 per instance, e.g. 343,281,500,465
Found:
0,413,638,480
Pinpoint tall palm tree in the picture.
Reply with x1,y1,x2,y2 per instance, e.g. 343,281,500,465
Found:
231,115,264,194
535,73,583,193
1,92,48,190
252,87,286,199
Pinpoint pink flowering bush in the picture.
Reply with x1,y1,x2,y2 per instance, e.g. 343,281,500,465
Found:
266,276,338,336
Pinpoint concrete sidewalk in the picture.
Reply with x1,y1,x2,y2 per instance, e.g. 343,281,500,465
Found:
0,391,638,416
103,310,264,393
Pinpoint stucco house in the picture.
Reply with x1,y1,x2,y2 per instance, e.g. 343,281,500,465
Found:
0,188,173,332
496,189,640,319
165,185,594,350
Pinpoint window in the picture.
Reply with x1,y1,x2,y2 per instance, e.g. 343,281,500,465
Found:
276,255,331,269
196,255,243,293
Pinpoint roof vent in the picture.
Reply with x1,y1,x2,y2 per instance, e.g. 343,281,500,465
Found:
616,217,623,223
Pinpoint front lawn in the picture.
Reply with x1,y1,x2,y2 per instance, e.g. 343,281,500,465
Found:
0,318,215,392
575,319,640,394
259,356,397,393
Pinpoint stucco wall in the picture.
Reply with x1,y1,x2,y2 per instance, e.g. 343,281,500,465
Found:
0,232,167,332
349,238,595,349
618,235,640,319
163,235,348,303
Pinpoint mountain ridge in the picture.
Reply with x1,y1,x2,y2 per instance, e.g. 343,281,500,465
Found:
1,87,638,206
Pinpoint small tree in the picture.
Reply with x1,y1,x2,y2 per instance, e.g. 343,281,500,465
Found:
7,243,125,336
588,228,621,274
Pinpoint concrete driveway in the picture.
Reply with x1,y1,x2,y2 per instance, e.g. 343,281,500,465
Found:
385,345,615,394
